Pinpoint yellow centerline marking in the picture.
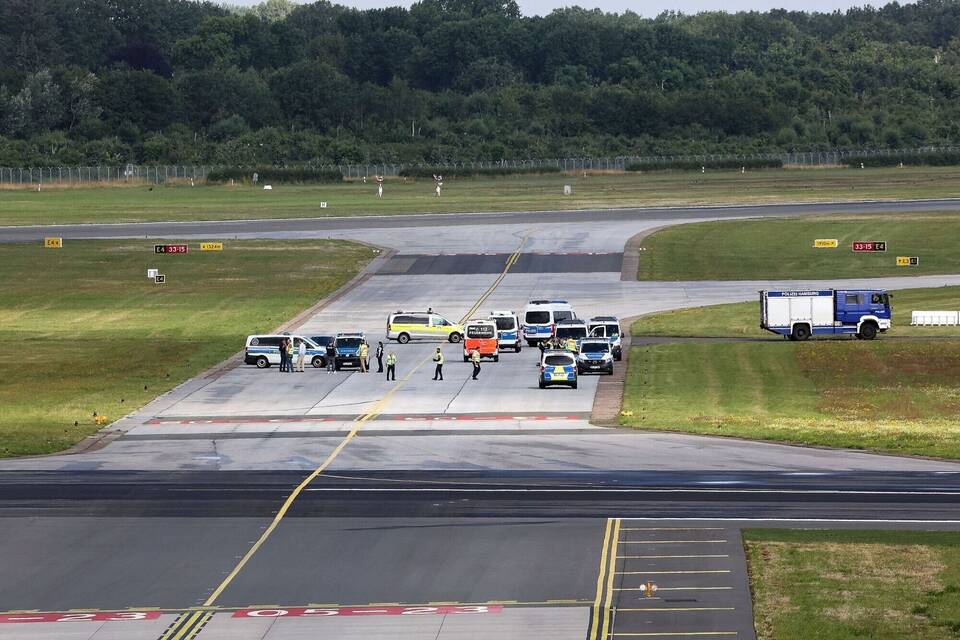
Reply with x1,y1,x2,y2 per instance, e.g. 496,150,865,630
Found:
599,518,622,640
588,518,614,640
200,231,533,607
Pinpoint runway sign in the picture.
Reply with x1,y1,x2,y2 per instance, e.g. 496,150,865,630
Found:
155,243,188,254
200,242,223,251
232,605,502,618
896,256,919,266
813,239,838,248
43,237,62,248
0,611,161,623
852,240,886,252
155,274,166,284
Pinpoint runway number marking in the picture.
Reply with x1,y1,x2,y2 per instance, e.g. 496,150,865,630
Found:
0,611,160,623
232,605,501,618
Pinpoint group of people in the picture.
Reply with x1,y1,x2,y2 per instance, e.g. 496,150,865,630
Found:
277,337,307,373
538,336,578,353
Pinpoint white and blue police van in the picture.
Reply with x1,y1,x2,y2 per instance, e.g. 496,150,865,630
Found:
488,310,522,353
244,334,326,369
522,300,576,346
577,339,614,375
588,316,623,361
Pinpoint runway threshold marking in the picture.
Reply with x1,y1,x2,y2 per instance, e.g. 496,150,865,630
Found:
197,229,533,608
157,610,213,640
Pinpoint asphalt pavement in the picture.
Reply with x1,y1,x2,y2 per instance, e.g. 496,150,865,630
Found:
4,200,960,640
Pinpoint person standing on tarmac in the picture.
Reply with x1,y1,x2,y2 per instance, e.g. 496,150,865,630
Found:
385,351,397,381
286,338,295,373
432,347,444,380
296,339,307,373
376,341,384,373
470,348,481,380
278,338,288,372
325,340,336,373
359,340,369,373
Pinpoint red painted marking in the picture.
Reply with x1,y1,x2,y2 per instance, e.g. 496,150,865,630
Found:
0,612,161,624
232,605,501,618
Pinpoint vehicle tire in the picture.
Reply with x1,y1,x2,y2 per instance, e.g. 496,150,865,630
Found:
312,356,324,368
493,355,499,362
792,324,811,341
515,344,522,353
539,380,545,389
334,362,341,371
606,368,614,375
855,333,864,340
615,351,622,362
527,340,535,347
255,356,270,369
571,381,578,389
859,322,878,340
397,333,410,344
449,332,462,343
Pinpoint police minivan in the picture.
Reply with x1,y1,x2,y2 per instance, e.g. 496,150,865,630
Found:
522,300,576,346
539,349,578,389
244,334,325,369
386,311,463,344
488,310,521,353
588,316,623,361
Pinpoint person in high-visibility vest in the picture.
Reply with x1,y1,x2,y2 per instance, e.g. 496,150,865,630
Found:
359,341,369,373
385,351,397,381
564,337,577,352
470,348,481,380
432,347,444,381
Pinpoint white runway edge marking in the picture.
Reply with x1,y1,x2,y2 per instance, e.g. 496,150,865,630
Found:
294,487,960,496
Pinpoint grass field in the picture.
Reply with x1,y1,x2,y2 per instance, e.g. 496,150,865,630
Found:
637,212,960,280
744,529,960,640
2,166,960,225
632,285,960,337
620,338,960,458
0,239,373,457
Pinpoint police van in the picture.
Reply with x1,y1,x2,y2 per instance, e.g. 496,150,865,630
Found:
577,339,614,375
386,311,463,344
244,334,325,369
522,300,576,346
488,310,521,353
554,318,589,348
333,332,368,370
588,316,623,361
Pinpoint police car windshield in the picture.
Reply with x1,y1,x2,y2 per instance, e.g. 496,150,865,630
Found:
526,311,550,324
554,311,574,322
336,337,362,348
544,355,573,366
581,342,610,352
603,325,620,336
467,325,495,338
492,317,515,330
555,326,587,339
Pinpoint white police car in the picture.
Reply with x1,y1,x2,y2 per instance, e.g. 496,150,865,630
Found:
588,316,623,361
244,334,325,369
539,349,578,389
577,339,614,375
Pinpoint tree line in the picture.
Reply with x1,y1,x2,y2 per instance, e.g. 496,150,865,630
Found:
2,0,960,166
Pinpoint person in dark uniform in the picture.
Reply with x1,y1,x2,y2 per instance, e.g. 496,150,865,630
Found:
376,341,385,373
432,347,444,380
325,340,336,373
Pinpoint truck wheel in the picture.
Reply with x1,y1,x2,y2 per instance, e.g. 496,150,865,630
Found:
792,324,811,341
493,355,499,362
256,356,270,369
449,333,462,343
397,333,410,344
312,356,324,368
859,322,878,340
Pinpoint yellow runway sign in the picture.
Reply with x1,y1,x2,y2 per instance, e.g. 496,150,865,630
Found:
813,239,838,248
896,256,919,266
43,237,63,248
200,242,223,251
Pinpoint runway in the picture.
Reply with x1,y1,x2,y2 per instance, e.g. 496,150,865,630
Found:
3,200,960,639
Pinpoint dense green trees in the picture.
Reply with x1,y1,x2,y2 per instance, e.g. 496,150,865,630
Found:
3,0,960,165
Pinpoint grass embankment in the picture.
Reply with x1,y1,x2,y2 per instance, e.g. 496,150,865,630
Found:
638,212,960,280
633,286,960,337
3,166,960,225
744,529,960,640
0,240,373,457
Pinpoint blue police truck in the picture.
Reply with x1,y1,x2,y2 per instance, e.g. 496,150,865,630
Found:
760,289,891,341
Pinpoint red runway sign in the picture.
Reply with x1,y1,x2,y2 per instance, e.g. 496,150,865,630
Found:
232,605,502,618
0,611,161,624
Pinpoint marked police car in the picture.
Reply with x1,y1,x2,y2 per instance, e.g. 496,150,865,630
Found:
522,300,576,346
539,349,578,389
588,316,623,361
244,334,325,369
577,339,614,375
333,332,368,370
488,310,522,353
